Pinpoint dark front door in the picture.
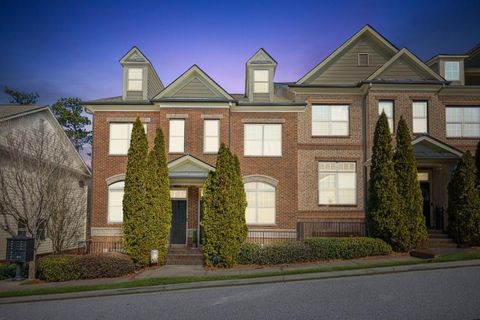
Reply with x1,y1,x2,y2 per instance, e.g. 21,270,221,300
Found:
420,182,431,227
171,200,187,245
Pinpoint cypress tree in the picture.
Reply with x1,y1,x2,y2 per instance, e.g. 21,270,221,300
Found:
367,112,402,250
475,140,480,187
394,117,427,250
122,117,148,266
144,128,172,265
203,143,247,267
447,151,480,246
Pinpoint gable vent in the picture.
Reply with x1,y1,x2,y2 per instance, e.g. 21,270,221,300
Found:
358,53,369,66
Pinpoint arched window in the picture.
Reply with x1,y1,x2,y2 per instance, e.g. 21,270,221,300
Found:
245,182,276,225
108,181,124,223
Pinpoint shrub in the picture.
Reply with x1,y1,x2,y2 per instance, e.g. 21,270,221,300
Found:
0,263,16,280
237,238,392,265
37,253,134,282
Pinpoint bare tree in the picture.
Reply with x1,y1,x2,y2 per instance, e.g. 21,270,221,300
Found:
0,118,87,279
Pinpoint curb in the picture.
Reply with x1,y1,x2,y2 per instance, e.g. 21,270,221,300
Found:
1,259,479,305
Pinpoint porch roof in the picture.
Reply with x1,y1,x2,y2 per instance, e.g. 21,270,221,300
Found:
412,135,463,160
167,154,215,185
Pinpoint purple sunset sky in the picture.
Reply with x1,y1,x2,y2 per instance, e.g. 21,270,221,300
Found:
1,0,479,106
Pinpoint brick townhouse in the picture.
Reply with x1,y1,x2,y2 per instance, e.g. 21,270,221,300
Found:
83,25,480,247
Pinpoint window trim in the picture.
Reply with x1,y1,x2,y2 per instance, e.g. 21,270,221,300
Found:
244,123,282,157
357,53,369,67
412,101,428,134
378,100,395,133
311,104,350,137
203,119,220,154
244,181,276,226
253,69,270,94
127,67,143,92
444,61,460,81
109,123,147,156
318,161,357,206
169,119,185,154
108,181,125,224
445,106,480,138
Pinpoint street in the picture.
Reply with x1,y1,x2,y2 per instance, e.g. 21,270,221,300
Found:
1,266,479,320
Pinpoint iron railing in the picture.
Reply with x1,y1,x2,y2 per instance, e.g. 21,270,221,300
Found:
297,221,366,240
77,240,123,254
245,230,297,244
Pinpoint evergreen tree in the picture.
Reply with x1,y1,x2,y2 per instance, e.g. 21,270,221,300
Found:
475,140,480,187
394,117,427,249
122,117,148,267
203,143,247,267
447,151,480,246
367,112,403,250
144,128,172,265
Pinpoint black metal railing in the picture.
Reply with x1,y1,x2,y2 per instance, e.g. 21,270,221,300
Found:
77,240,124,254
297,221,366,240
245,230,297,244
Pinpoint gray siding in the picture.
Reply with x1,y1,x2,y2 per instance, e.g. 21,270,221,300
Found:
307,34,394,85
172,77,219,98
252,93,270,102
377,56,436,81
147,65,163,99
126,91,143,100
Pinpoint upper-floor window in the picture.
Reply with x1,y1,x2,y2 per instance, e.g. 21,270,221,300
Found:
169,119,185,153
312,105,349,136
357,53,369,66
412,101,428,134
253,70,269,93
444,61,460,81
318,162,356,205
108,181,124,223
109,123,147,155
378,101,394,132
446,107,480,138
204,119,220,153
245,181,276,225
244,124,281,156
127,68,143,91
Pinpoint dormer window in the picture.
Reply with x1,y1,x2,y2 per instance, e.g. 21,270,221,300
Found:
444,61,460,81
127,68,143,91
358,53,369,66
253,69,269,93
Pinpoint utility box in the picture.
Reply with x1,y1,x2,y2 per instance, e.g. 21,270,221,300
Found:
6,236,35,263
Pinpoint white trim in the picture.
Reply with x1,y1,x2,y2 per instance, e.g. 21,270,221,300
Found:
158,103,230,109
411,136,463,157
232,105,305,112
91,227,122,237
105,173,126,185
243,174,279,187
85,105,159,113
168,154,216,172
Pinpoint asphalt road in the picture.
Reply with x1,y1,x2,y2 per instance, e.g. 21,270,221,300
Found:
1,266,479,320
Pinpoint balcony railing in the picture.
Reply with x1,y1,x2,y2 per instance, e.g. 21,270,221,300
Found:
77,240,124,254
245,230,297,244
297,221,366,240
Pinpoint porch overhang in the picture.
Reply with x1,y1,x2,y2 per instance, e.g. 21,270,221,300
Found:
412,135,463,160
167,154,215,186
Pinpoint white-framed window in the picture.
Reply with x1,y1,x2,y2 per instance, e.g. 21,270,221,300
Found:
378,101,394,132
318,162,356,205
413,101,428,134
127,68,143,91
108,181,124,223
358,53,369,66
253,69,269,93
169,119,185,153
446,107,480,138
204,120,220,153
245,182,275,225
109,123,147,155
244,124,281,156
444,61,460,81
312,105,349,136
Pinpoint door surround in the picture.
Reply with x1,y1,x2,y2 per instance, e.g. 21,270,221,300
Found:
170,188,188,246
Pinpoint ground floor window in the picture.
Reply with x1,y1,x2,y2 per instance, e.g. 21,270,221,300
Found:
318,162,356,205
245,182,276,224
108,181,124,223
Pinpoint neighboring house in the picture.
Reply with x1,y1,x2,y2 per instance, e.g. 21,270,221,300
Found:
0,105,91,261
83,25,480,248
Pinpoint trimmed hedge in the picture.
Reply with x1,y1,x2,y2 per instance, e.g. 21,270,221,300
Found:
0,263,16,280
38,253,135,282
237,237,392,265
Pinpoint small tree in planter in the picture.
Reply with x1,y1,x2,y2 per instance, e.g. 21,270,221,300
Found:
367,112,404,251
393,117,427,250
144,128,172,265
122,117,148,267
202,143,247,267
447,151,480,246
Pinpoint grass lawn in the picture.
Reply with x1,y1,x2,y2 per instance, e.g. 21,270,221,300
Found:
1,250,479,299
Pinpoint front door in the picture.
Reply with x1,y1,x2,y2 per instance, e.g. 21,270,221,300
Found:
171,200,187,245
420,182,431,227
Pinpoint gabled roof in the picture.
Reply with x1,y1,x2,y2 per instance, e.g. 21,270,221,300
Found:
297,25,398,84
153,65,234,101
247,48,277,66
0,104,48,121
412,135,463,159
366,48,445,82
119,46,150,64
168,154,215,181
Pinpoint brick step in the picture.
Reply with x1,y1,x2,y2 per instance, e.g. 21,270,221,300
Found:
166,253,204,265
168,247,202,254
427,229,444,234
427,233,450,239
426,238,457,248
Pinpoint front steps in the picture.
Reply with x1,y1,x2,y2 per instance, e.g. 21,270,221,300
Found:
166,247,204,265
426,229,457,248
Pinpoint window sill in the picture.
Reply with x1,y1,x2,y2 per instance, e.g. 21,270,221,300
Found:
247,224,277,227
311,135,350,138
318,204,358,208
243,155,282,158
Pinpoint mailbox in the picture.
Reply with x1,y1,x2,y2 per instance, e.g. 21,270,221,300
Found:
6,236,34,263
